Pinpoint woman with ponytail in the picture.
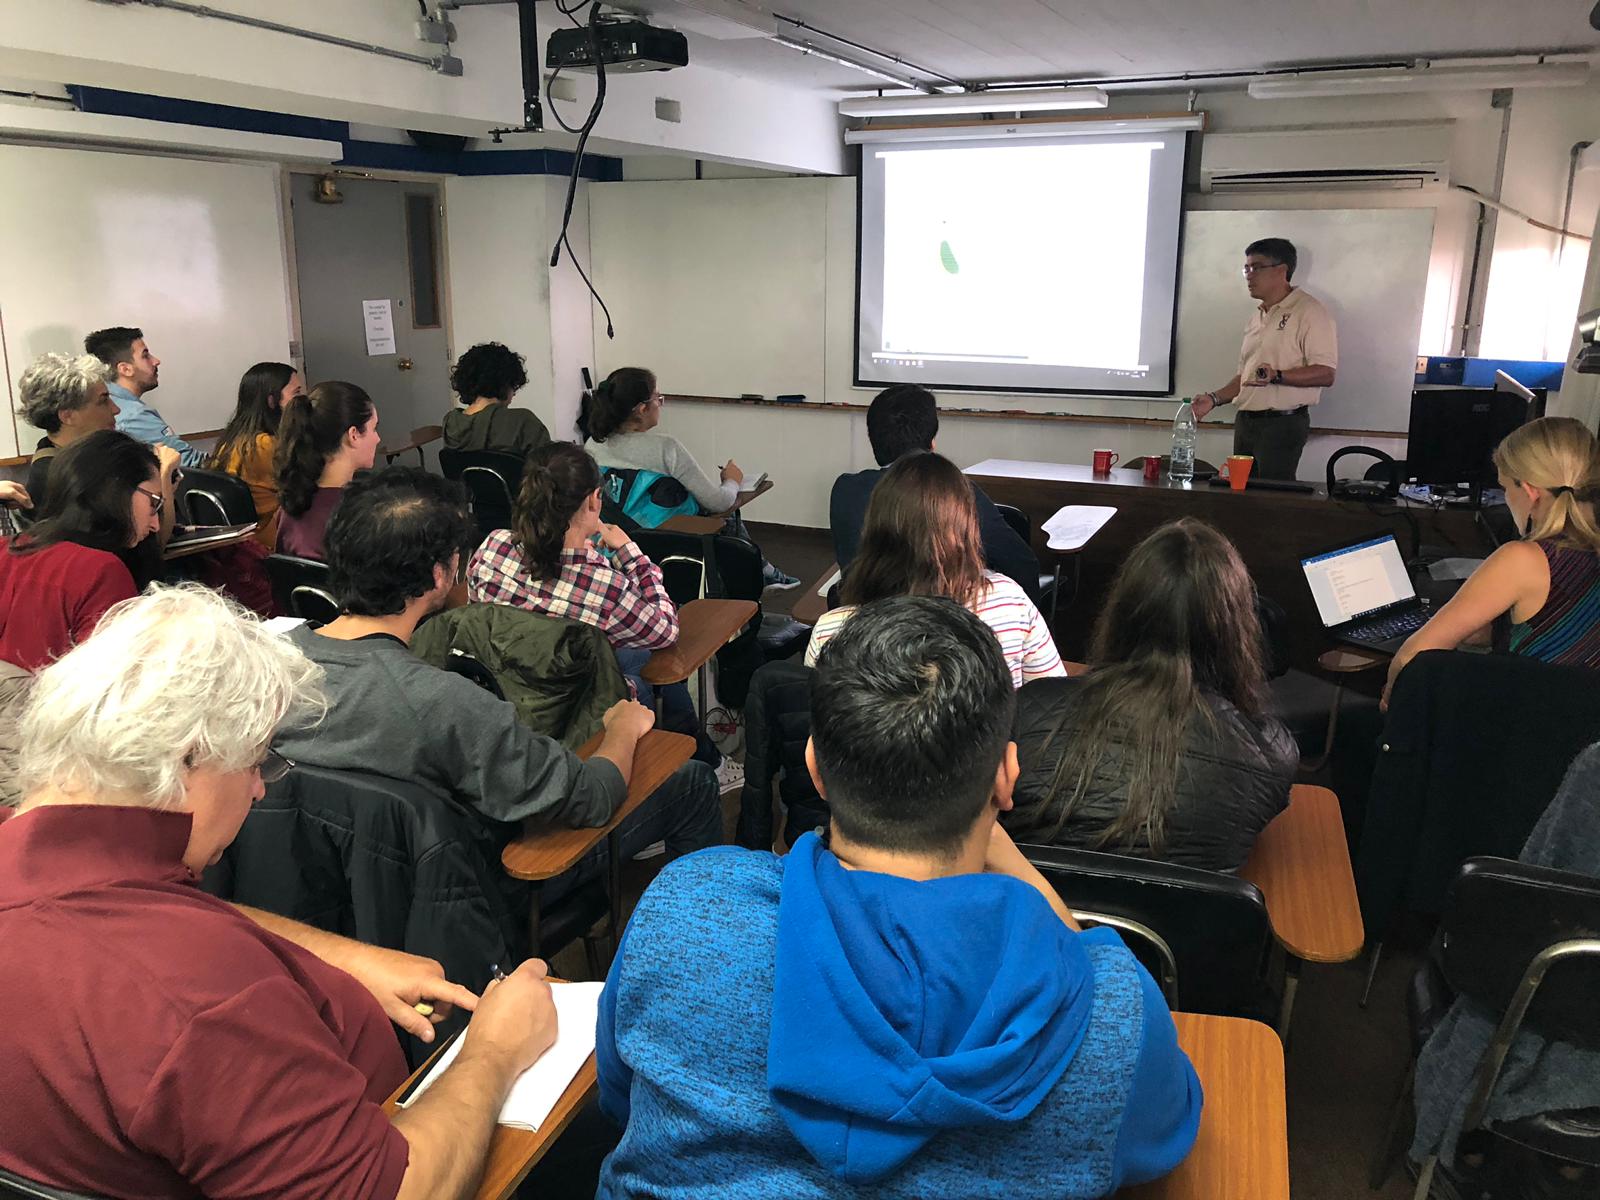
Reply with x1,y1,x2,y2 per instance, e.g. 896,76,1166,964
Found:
468,443,715,755
581,366,799,588
273,381,379,561
209,361,303,547
1385,415,1600,703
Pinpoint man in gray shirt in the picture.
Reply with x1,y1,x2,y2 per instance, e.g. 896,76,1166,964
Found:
273,468,720,859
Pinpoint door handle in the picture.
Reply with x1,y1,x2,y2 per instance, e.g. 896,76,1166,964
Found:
397,357,414,371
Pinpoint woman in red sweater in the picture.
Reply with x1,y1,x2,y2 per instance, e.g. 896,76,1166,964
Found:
0,430,168,670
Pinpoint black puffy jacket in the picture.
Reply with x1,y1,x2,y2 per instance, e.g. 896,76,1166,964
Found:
1007,675,1297,874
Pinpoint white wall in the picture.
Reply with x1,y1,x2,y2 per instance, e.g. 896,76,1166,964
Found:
442,174,595,442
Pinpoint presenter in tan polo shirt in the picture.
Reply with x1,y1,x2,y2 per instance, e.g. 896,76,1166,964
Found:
1191,238,1338,480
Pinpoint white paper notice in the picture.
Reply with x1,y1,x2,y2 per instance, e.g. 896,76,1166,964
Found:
1042,505,1117,550
363,299,396,356
400,981,602,1130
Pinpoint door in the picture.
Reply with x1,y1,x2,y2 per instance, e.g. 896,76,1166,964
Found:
290,174,452,444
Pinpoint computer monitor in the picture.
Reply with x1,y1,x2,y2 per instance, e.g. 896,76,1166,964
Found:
1406,387,1531,505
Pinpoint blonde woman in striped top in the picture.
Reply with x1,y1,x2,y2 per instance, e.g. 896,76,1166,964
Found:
804,452,1064,687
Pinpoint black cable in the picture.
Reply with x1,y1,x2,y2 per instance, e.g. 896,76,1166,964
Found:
416,0,428,17
547,2,614,337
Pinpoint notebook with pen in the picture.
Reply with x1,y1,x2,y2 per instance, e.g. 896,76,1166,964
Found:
398,980,603,1129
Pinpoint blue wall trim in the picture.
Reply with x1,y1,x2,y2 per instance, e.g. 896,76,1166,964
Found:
69,86,622,180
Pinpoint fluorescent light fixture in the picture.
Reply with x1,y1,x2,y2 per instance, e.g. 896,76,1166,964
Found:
845,113,1204,146
1248,62,1590,100
838,87,1109,118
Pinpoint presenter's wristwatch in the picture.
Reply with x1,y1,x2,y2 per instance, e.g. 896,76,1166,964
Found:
1270,369,1285,385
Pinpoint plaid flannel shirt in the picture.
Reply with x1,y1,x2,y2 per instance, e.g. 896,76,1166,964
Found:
467,530,680,652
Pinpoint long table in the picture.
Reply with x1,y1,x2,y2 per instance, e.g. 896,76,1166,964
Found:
966,459,1490,674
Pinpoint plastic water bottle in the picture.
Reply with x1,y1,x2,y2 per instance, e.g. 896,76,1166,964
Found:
1169,398,1197,482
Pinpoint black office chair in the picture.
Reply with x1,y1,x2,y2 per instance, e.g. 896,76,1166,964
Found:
439,449,523,540
1020,843,1279,1022
992,502,1061,615
263,553,339,623
175,467,258,527
1372,857,1600,1198
0,1168,105,1200
443,648,506,699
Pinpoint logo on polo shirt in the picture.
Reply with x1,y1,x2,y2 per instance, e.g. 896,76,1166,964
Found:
1278,314,1291,331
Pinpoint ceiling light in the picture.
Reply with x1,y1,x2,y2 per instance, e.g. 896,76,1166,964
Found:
1248,62,1590,100
838,87,1109,119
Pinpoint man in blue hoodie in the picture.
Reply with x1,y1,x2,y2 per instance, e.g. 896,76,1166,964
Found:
596,595,1202,1198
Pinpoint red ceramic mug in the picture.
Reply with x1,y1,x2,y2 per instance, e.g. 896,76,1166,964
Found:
1142,456,1162,482
1092,448,1119,474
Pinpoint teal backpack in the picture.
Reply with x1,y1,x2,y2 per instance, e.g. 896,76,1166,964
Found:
600,467,699,528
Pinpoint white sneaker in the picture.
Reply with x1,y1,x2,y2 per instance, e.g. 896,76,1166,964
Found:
717,758,746,795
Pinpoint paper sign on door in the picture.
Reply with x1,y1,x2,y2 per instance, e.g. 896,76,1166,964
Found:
363,299,396,356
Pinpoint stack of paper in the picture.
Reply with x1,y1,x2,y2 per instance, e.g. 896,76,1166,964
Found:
401,980,603,1130
1042,505,1117,551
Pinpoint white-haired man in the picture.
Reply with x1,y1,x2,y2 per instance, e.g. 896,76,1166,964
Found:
0,585,558,1200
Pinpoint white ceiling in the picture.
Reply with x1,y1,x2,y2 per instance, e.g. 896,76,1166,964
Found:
623,0,1600,92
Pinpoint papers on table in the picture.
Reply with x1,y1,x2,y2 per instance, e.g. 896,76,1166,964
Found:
400,981,602,1130
262,616,308,636
167,522,257,549
1042,505,1117,551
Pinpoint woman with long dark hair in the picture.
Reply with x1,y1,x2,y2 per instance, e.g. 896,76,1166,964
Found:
467,443,717,760
0,430,167,670
804,451,1063,686
210,361,303,547
1006,518,1296,873
273,381,379,560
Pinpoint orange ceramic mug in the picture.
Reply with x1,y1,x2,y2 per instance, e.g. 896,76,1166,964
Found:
1220,454,1255,491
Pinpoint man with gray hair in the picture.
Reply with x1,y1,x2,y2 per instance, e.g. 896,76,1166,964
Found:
0,584,565,1199
17,350,118,503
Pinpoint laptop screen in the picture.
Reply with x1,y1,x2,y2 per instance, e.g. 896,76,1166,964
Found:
1301,535,1416,627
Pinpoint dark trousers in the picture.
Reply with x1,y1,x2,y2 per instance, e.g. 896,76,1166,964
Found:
1233,407,1311,480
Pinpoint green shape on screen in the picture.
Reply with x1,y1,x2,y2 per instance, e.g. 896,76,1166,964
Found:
939,240,959,274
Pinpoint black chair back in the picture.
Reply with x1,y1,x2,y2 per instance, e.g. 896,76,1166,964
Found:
0,1167,106,1200
992,502,1031,546
263,554,339,623
439,449,523,540
175,467,258,526
1020,843,1277,1019
1442,857,1600,1052
444,649,507,699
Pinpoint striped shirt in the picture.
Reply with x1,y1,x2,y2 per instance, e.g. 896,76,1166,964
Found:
1508,541,1600,669
467,530,679,652
804,571,1065,687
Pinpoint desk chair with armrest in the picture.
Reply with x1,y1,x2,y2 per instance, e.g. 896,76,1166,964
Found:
440,449,524,541
203,763,607,1067
175,467,258,527
263,553,340,624
382,424,444,469
1019,843,1280,1023
1371,858,1600,1198
991,502,1062,616
0,1170,105,1200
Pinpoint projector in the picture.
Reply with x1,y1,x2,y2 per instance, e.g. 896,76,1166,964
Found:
547,19,689,73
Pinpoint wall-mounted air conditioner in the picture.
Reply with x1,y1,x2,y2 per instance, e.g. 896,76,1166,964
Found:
1199,121,1453,193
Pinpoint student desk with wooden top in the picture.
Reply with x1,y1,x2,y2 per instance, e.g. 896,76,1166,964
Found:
383,1009,1287,1200
965,458,1489,674
642,597,757,717
501,729,695,954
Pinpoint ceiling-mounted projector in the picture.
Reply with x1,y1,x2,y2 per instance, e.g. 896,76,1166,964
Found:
547,18,689,73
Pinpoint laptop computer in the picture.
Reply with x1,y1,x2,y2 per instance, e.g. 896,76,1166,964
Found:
1300,533,1429,654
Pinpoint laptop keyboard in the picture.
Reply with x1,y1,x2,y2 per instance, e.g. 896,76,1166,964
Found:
1346,608,1428,644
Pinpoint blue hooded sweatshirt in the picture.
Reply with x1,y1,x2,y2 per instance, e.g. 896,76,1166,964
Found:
596,839,1201,1198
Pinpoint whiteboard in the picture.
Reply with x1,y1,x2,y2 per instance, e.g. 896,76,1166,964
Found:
586,180,1436,436
587,178,829,400
0,143,293,460
1174,208,1433,433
